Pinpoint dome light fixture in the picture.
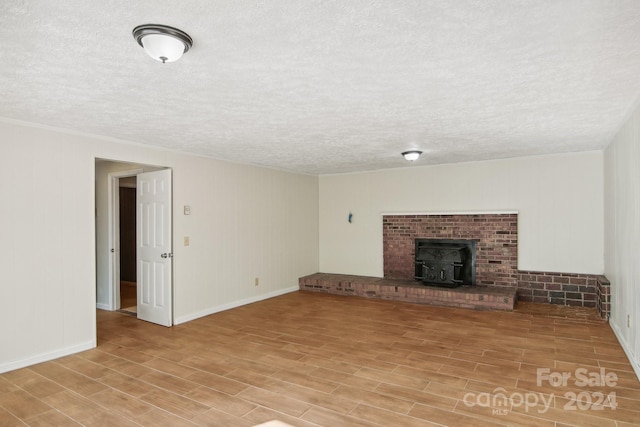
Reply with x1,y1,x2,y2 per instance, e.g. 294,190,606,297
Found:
133,24,193,63
402,150,422,161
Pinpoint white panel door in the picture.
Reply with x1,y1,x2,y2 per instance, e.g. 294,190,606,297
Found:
137,169,173,327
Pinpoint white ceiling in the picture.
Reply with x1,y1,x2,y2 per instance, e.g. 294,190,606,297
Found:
1,1,639,175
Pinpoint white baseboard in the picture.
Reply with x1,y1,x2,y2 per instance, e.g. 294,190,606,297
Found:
174,286,299,325
0,341,96,374
610,320,640,381
96,303,111,311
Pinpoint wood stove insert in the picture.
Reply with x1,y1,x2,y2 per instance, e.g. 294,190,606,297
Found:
414,239,476,288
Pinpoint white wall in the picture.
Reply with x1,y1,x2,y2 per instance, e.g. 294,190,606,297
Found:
319,151,604,277
0,120,319,373
604,102,640,379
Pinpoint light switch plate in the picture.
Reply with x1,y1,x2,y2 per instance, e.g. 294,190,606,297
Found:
184,205,191,215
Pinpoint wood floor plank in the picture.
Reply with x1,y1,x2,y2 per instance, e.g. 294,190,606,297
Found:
300,406,378,427
0,377,20,395
27,361,74,381
241,406,319,427
40,390,106,422
184,370,249,396
409,402,505,426
139,388,210,420
192,407,254,427
76,348,118,365
0,390,52,420
350,403,442,427
133,408,199,427
331,384,415,414
87,388,155,419
98,372,161,398
184,386,257,417
24,409,82,427
142,357,200,378
269,368,339,394
179,355,235,376
454,401,556,427
101,357,157,379
45,371,109,397
0,405,26,426
56,357,115,380
235,386,312,418
81,410,142,427
258,377,358,415
138,370,201,395
2,370,64,399
297,355,361,374
355,366,430,390
308,366,380,391
374,382,458,412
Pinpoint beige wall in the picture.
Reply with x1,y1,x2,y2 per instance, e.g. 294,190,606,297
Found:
0,120,319,373
169,153,319,323
319,151,604,277
604,102,640,378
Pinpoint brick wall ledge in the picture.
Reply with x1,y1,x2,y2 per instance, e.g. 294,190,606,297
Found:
299,273,516,311
517,271,610,320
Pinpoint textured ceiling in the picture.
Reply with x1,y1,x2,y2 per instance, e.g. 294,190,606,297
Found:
1,1,640,174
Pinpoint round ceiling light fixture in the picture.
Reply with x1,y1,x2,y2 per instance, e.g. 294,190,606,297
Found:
133,24,193,63
401,150,422,161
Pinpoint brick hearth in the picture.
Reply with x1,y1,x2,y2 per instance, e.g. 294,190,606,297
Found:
299,273,516,311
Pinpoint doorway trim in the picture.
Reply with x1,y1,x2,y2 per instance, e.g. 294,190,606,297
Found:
107,168,143,310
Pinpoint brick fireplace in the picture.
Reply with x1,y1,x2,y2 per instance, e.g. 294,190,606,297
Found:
383,213,518,287
380,212,609,318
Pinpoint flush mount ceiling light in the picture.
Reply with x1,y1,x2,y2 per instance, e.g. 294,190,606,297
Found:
402,150,422,161
133,24,193,63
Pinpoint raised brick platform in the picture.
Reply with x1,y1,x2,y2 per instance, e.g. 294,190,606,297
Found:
299,273,517,311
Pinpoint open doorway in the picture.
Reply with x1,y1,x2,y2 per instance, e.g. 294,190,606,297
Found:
95,159,174,327
118,177,137,314
106,168,143,312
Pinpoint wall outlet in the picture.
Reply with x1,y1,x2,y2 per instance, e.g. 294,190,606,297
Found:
184,236,190,246
255,277,259,286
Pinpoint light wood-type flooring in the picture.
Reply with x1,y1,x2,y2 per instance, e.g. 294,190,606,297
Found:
1,291,639,426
